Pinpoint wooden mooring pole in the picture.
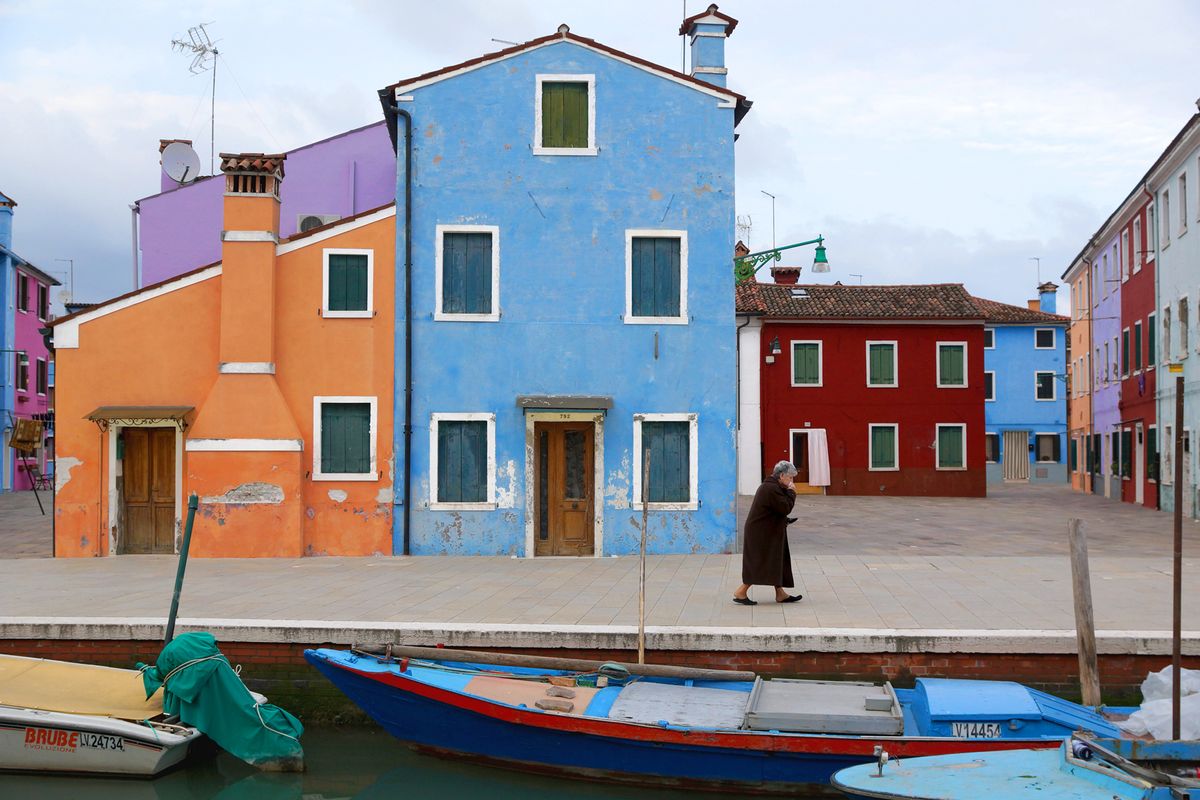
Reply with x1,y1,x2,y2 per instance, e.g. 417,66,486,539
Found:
638,449,650,665
1068,518,1101,707
1173,373,1184,740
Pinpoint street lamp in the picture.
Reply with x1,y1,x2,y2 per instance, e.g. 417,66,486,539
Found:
733,236,832,283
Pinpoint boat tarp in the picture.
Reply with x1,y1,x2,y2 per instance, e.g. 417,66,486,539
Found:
0,654,163,720
138,632,304,770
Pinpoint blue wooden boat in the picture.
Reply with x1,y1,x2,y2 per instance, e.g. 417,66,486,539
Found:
832,735,1200,799
304,647,1129,796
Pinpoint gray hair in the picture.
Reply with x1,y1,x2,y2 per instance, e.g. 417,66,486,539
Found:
772,461,798,478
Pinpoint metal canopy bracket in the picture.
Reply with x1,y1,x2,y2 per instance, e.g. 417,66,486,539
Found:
85,406,193,433
517,396,613,413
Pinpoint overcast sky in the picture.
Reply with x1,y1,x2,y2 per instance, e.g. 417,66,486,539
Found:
2,0,1198,310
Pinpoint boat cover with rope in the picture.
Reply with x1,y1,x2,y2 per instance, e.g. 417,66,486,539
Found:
138,631,304,771
0,654,164,719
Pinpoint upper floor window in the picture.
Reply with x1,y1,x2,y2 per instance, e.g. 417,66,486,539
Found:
1091,263,1100,307
322,249,373,318
16,273,28,313
936,342,967,388
1148,203,1157,258
1163,190,1172,245
626,230,686,324
1180,174,1189,235
534,74,596,156
1133,217,1143,273
436,225,500,322
37,284,48,320
1035,370,1056,401
1034,328,1055,349
1121,231,1130,281
984,371,995,401
983,328,995,348
1134,320,1143,372
1180,296,1189,355
1148,312,1157,367
35,358,47,395
1163,307,1172,362
1101,254,1109,294
791,341,822,387
15,354,28,392
866,341,897,387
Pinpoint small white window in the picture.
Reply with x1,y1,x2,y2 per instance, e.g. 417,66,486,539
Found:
791,340,823,387
1034,328,1055,349
866,341,897,387
868,424,899,471
984,370,996,402
1121,231,1130,281
983,328,995,349
1180,296,1189,356
534,74,597,156
1148,203,1157,259
1163,190,1172,246
625,230,687,324
935,423,967,471
430,412,497,510
322,249,374,318
435,224,500,322
984,433,1000,464
1133,217,1143,273
633,413,698,510
1035,371,1056,401
936,342,968,388
1180,174,1189,235
312,396,378,481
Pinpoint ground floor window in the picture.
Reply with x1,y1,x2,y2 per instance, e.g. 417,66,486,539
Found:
1163,425,1173,485
1093,433,1103,475
1120,429,1133,478
313,397,377,480
633,413,698,509
985,433,1000,464
1148,425,1158,483
1068,436,1077,472
935,424,966,470
1035,433,1060,463
430,412,495,508
869,424,898,470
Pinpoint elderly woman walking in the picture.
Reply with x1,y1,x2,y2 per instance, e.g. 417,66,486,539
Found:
733,461,803,605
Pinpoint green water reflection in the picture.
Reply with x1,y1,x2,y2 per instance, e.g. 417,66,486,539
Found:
0,726,809,799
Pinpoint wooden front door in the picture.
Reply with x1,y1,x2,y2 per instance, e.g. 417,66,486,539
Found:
534,422,595,556
123,428,176,554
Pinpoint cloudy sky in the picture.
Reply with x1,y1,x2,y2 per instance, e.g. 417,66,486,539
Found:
2,0,1198,310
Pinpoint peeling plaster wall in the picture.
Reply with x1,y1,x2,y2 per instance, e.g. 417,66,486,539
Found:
397,41,738,556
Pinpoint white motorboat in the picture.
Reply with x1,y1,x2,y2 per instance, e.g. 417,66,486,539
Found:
0,654,200,776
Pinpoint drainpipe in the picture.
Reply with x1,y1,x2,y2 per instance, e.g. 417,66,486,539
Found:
379,89,414,555
129,203,140,290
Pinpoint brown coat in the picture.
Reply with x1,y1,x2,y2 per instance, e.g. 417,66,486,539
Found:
741,476,796,587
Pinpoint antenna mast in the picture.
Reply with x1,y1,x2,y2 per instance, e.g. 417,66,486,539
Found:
736,215,753,249
171,23,219,174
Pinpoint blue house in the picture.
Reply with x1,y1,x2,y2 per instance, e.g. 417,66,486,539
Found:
975,283,1070,483
380,6,750,555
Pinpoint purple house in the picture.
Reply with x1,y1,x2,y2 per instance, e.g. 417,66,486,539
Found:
1090,231,1122,499
133,121,396,286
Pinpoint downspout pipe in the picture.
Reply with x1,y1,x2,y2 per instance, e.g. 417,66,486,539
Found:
379,88,414,556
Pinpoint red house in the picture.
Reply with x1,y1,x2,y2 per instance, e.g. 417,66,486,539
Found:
736,282,986,497
1118,197,1158,509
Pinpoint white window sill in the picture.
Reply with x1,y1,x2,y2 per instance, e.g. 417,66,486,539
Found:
867,382,898,388
985,397,996,402
625,316,687,326
936,383,968,389
322,310,373,319
636,502,699,512
430,502,498,512
791,382,823,388
435,312,501,323
935,466,967,472
868,466,899,472
313,473,378,482
533,146,598,157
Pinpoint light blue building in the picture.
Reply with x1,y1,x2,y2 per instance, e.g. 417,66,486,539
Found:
380,8,750,555
976,284,1070,484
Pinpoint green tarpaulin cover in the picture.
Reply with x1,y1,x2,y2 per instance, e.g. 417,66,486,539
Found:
138,632,304,771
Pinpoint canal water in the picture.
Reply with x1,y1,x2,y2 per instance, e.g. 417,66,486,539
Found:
0,726,833,799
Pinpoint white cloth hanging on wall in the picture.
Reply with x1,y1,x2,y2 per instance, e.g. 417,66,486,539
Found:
807,429,831,486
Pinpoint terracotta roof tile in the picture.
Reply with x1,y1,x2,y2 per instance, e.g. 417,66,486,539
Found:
969,296,1068,325
736,282,983,320
219,152,286,177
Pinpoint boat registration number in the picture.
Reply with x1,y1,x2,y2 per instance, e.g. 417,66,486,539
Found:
950,722,1002,738
22,727,124,752
79,732,125,751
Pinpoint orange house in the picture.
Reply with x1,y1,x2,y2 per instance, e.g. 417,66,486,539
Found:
51,153,394,557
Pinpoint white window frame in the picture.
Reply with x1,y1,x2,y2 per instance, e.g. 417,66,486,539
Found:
1163,306,1173,363
624,229,688,325
35,357,46,396
1162,189,1172,247
16,272,28,314
1180,295,1190,357
865,340,898,388
1034,432,1059,464
321,248,374,319
936,341,968,388
435,224,501,322
312,396,379,482
868,423,899,472
429,412,497,510
1121,326,1131,377
984,432,1000,464
984,370,996,402
36,283,48,321
1034,370,1057,402
1034,327,1056,350
790,340,823,387
533,73,597,157
1121,230,1130,281
632,412,699,511
1149,423,1158,484
935,423,967,471
1133,217,1143,273
983,328,995,349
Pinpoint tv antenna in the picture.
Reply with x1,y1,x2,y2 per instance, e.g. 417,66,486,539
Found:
736,215,753,249
171,23,219,174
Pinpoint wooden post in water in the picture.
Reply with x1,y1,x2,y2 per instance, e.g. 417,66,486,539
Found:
164,494,199,645
1173,373,1184,740
1068,518,1101,707
639,449,650,665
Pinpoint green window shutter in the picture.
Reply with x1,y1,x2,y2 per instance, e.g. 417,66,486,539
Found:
327,254,369,312
1069,438,1077,471
869,344,894,385
631,237,681,318
541,81,589,148
1122,330,1130,375
1148,429,1159,481
641,421,690,503
321,402,371,474
437,420,487,503
1134,324,1143,371
1149,319,1157,364
939,345,964,385
871,427,895,469
442,232,493,314
793,343,820,385
1121,431,1133,477
938,426,964,468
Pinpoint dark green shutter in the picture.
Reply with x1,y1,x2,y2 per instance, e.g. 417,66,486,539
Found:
938,426,964,468
1148,428,1159,481
442,233,492,314
793,343,820,385
321,403,371,474
871,426,895,469
541,82,589,148
869,344,894,385
1149,318,1157,364
631,237,681,318
1134,324,1143,371
1094,433,1103,475
1069,438,1077,471
642,421,690,503
437,420,487,503
1122,330,1130,375
1121,431,1133,477
327,254,369,312
940,345,964,385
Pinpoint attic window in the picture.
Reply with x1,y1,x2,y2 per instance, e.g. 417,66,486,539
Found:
789,288,809,298
534,74,597,156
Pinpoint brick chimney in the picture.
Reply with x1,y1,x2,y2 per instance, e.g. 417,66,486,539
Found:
680,4,738,88
770,266,801,285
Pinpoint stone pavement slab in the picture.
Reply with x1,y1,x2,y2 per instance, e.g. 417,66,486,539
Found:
0,490,51,558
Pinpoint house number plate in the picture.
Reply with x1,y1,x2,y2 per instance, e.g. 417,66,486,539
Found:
950,722,1002,738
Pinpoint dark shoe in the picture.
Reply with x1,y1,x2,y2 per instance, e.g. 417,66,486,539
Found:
776,594,803,603
786,517,798,524
732,596,757,606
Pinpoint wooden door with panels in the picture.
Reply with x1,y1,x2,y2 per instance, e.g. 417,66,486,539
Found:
122,428,176,554
534,421,595,556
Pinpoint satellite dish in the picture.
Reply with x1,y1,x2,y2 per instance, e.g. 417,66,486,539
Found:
57,289,72,304
162,141,201,184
